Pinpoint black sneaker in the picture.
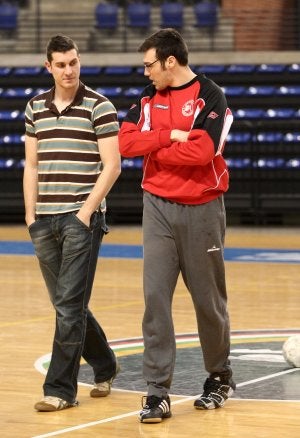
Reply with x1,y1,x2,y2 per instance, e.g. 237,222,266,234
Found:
194,374,236,410
139,395,172,423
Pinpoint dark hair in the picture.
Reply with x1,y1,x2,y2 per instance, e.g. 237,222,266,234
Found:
138,28,188,66
46,34,79,62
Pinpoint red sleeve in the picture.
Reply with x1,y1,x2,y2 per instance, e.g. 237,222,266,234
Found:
118,121,172,157
151,129,215,166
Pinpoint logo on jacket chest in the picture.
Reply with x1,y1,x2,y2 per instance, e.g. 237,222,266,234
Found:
182,100,194,117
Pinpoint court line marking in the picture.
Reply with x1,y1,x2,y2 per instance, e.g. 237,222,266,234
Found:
31,368,299,438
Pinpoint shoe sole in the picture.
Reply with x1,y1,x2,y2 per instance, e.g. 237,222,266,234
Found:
140,412,172,423
34,401,78,412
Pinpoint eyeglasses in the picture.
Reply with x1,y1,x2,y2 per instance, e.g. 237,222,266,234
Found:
143,59,159,70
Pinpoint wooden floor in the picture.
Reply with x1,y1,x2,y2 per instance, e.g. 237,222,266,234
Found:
0,224,299,438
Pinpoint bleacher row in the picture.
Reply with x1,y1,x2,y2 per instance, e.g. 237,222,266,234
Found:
0,62,299,224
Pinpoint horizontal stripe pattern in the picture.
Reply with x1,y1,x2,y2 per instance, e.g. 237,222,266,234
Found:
25,82,119,214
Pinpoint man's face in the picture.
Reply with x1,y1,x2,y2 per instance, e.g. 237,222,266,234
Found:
143,48,172,91
45,49,80,90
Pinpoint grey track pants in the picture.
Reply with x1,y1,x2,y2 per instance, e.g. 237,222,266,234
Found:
142,191,231,397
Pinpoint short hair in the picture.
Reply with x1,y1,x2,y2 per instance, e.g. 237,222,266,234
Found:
46,34,79,62
138,28,188,66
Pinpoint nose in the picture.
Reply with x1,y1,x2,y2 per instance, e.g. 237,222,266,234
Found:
65,64,73,75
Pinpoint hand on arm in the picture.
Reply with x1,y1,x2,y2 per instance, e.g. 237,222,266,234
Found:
76,135,121,227
23,135,38,226
170,129,190,143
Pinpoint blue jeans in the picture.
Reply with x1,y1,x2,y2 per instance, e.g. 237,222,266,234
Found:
29,211,116,403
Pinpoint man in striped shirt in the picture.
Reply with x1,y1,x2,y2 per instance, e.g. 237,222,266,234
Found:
23,34,121,412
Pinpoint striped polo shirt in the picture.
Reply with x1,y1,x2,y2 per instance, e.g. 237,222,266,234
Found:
25,82,119,215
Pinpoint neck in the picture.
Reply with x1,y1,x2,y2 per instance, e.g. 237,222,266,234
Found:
54,81,79,102
171,66,196,87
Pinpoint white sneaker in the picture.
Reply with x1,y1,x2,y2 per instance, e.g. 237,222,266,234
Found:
34,396,78,412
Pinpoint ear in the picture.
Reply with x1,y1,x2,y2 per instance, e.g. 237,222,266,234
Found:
166,56,176,69
45,60,51,74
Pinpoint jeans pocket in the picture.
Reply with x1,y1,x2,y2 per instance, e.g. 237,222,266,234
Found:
71,212,91,231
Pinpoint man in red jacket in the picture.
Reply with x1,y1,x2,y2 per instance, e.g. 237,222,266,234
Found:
119,28,235,423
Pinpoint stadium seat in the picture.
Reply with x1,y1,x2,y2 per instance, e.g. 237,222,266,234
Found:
160,2,183,28
121,158,143,169
245,86,276,96
276,85,300,96
286,158,300,168
256,132,284,143
95,3,118,29
233,108,265,119
0,67,11,76
0,3,18,31
0,110,21,120
287,63,300,73
96,86,122,97
197,65,225,74
0,134,23,145
80,66,102,75
13,67,43,76
225,158,252,169
284,132,300,142
127,2,151,28
221,86,245,96
123,87,144,97
2,88,34,98
255,158,285,168
117,109,127,121
265,108,296,119
256,64,286,73
227,64,256,74
103,66,133,75
194,1,218,28
226,132,252,143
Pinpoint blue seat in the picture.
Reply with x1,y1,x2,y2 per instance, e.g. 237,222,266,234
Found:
245,86,276,96
225,158,252,169
103,66,133,75
255,158,285,169
194,1,218,28
222,86,245,96
123,87,144,97
13,66,42,76
80,66,102,75
233,108,264,119
96,86,122,97
0,67,11,76
0,134,24,145
2,87,34,98
197,64,225,74
0,110,21,120
95,3,118,29
117,109,128,121
127,2,151,28
227,64,256,74
284,132,300,142
256,64,286,73
256,132,284,143
226,132,252,143
286,158,300,168
0,3,18,30
287,63,300,73
276,85,300,96
265,108,296,119
160,2,183,28
122,158,143,169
